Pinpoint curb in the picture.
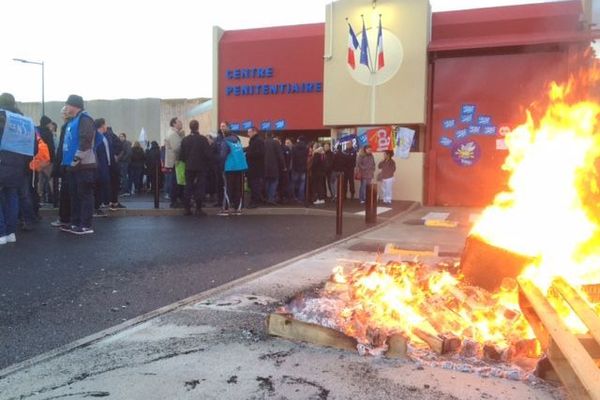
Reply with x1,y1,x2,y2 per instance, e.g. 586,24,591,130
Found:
39,204,408,220
0,202,420,378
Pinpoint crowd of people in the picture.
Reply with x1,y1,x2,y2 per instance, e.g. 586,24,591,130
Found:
0,91,397,243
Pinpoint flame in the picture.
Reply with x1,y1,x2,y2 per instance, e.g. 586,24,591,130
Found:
323,262,535,352
471,64,600,333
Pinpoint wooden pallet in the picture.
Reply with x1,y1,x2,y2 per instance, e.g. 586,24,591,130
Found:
518,277,600,400
267,313,408,358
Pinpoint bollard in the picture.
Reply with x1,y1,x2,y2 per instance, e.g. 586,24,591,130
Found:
154,163,160,209
336,172,345,236
365,182,377,224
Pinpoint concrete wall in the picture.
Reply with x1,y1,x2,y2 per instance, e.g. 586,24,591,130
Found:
323,0,430,126
16,97,212,146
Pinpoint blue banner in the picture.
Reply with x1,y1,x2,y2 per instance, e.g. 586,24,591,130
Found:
260,121,271,131
478,115,492,125
442,119,456,129
0,110,35,156
455,129,468,139
461,104,476,115
356,133,368,148
274,119,286,130
468,125,481,135
483,126,497,135
439,136,453,147
229,123,240,131
241,120,253,130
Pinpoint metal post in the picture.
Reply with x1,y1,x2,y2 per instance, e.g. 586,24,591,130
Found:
41,62,45,116
154,163,160,209
365,182,378,224
336,172,345,236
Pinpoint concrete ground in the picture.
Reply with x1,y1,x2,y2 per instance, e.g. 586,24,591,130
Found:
0,206,566,400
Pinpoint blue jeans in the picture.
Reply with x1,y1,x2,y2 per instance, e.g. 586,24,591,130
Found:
18,176,36,225
291,171,306,201
119,162,129,193
164,169,173,195
69,169,95,229
0,186,19,236
359,178,370,202
265,177,278,202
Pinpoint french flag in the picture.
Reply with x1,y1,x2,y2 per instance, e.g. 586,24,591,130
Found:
347,22,359,70
376,16,385,70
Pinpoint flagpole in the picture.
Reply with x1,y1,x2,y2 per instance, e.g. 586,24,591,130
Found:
362,14,376,124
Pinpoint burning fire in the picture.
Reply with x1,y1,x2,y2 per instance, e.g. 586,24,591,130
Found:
285,60,599,358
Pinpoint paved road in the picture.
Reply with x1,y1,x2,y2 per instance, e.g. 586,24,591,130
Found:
0,214,370,369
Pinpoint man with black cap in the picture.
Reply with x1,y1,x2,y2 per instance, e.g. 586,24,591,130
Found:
60,94,97,235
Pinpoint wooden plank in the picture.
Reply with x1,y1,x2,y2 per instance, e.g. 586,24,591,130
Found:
552,277,600,348
385,333,408,358
267,313,408,359
518,278,600,400
412,327,461,355
267,313,357,352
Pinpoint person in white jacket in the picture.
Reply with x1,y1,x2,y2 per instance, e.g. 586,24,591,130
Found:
164,117,184,207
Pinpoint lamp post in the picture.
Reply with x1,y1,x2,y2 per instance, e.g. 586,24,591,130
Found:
12,58,45,116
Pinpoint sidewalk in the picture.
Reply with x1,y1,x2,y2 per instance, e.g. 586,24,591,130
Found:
0,206,564,400
40,193,415,219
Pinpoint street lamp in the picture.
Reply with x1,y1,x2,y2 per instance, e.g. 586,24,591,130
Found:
12,58,45,116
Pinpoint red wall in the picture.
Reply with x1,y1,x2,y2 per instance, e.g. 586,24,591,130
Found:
428,50,570,206
218,24,325,131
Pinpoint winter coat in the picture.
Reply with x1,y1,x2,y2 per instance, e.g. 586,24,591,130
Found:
164,128,183,168
145,144,161,172
245,135,265,179
342,150,357,172
94,132,111,183
52,123,68,178
291,141,308,173
130,146,145,168
357,153,376,180
311,150,326,178
38,126,56,163
179,132,211,172
332,151,345,173
378,158,396,180
323,149,334,174
118,140,132,163
264,137,284,179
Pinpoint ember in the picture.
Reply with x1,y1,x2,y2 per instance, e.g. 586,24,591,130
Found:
282,260,536,357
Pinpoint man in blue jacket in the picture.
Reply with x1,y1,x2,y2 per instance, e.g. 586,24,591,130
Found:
60,95,97,235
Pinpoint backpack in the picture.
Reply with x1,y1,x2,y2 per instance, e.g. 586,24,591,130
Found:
224,140,248,172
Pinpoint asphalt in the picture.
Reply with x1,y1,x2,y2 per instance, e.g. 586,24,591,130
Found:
0,212,399,370
0,205,566,400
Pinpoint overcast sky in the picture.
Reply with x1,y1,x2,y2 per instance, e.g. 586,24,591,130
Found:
1,0,569,103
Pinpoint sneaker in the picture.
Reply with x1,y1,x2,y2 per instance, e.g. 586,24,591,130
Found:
72,226,94,235
217,210,230,216
60,225,76,233
50,219,66,227
100,203,109,209
93,210,107,218
164,194,170,200
232,210,242,216
5,233,16,243
119,192,131,197
0,236,6,245
109,203,127,211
